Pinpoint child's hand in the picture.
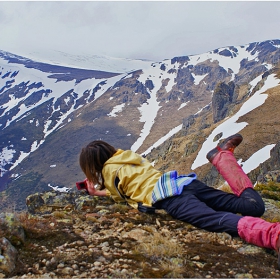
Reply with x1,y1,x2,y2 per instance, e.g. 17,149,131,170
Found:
85,178,107,197
85,179,97,196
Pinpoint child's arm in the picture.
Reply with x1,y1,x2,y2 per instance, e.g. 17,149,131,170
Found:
89,188,107,196
86,179,107,196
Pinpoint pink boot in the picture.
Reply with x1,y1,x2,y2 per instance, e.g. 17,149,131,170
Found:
206,134,253,196
238,216,280,268
212,150,254,196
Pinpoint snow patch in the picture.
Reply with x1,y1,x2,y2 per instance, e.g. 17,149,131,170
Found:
241,144,276,174
178,101,189,110
108,103,125,117
48,184,70,193
0,147,16,175
192,73,207,85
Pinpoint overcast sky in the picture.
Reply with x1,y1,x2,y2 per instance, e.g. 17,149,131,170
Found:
0,1,280,61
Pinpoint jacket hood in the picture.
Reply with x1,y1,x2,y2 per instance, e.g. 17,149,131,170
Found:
104,149,143,166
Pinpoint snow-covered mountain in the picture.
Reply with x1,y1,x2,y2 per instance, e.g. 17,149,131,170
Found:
12,49,154,73
1,39,280,211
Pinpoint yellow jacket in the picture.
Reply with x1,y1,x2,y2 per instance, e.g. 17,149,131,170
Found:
102,149,162,209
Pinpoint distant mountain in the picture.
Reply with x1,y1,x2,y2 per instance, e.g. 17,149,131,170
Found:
1,39,280,211
3,49,153,73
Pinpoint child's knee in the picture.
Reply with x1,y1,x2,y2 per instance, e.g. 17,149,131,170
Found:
240,188,265,217
243,199,265,217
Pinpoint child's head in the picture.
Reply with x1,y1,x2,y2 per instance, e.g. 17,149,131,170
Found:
79,140,117,186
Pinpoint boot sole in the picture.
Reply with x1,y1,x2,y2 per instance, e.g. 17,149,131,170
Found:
206,133,243,162
220,134,243,149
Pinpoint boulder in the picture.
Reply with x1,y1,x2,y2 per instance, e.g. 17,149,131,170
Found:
26,190,100,214
0,237,18,273
0,213,25,246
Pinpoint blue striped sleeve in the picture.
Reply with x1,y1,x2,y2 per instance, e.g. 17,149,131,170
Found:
151,171,197,204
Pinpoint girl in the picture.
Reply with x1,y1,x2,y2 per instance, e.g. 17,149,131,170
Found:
79,134,280,268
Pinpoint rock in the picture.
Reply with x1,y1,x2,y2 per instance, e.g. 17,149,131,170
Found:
74,195,98,212
0,213,25,245
235,273,254,278
145,79,154,91
26,190,98,214
191,255,200,261
121,228,151,241
254,141,280,183
182,115,195,130
61,267,74,276
0,237,18,273
257,170,280,184
26,191,73,214
237,245,264,255
212,81,235,123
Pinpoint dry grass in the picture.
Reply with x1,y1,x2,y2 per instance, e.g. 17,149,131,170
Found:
52,210,70,219
158,258,185,278
134,231,183,259
85,214,99,223
141,225,157,234
110,203,131,214
16,212,58,238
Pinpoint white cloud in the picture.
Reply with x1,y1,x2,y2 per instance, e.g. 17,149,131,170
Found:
0,2,280,61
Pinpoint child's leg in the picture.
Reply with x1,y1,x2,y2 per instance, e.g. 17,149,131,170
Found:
207,134,253,196
238,216,280,268
155,190,243,236
156,191,280,268
212,150,253,196
186,180,265,217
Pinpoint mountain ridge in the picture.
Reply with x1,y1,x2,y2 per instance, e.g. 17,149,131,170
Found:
0,49,154,73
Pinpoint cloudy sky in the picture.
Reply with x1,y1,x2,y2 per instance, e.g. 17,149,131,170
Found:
0,1,280,61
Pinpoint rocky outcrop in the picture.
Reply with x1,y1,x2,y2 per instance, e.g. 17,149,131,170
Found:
182,115,196,130
0,188,280,278
25,190,105,215
260,141,280,175
1,191,280,278
257,170,280,184
212,81,235,123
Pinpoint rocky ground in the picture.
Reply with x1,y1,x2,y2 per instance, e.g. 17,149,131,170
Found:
1,188,280,279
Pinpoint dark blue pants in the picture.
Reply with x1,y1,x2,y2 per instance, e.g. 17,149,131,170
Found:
153,180,265,236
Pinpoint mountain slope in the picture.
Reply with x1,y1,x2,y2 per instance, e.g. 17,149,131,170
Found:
0,39,280,211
